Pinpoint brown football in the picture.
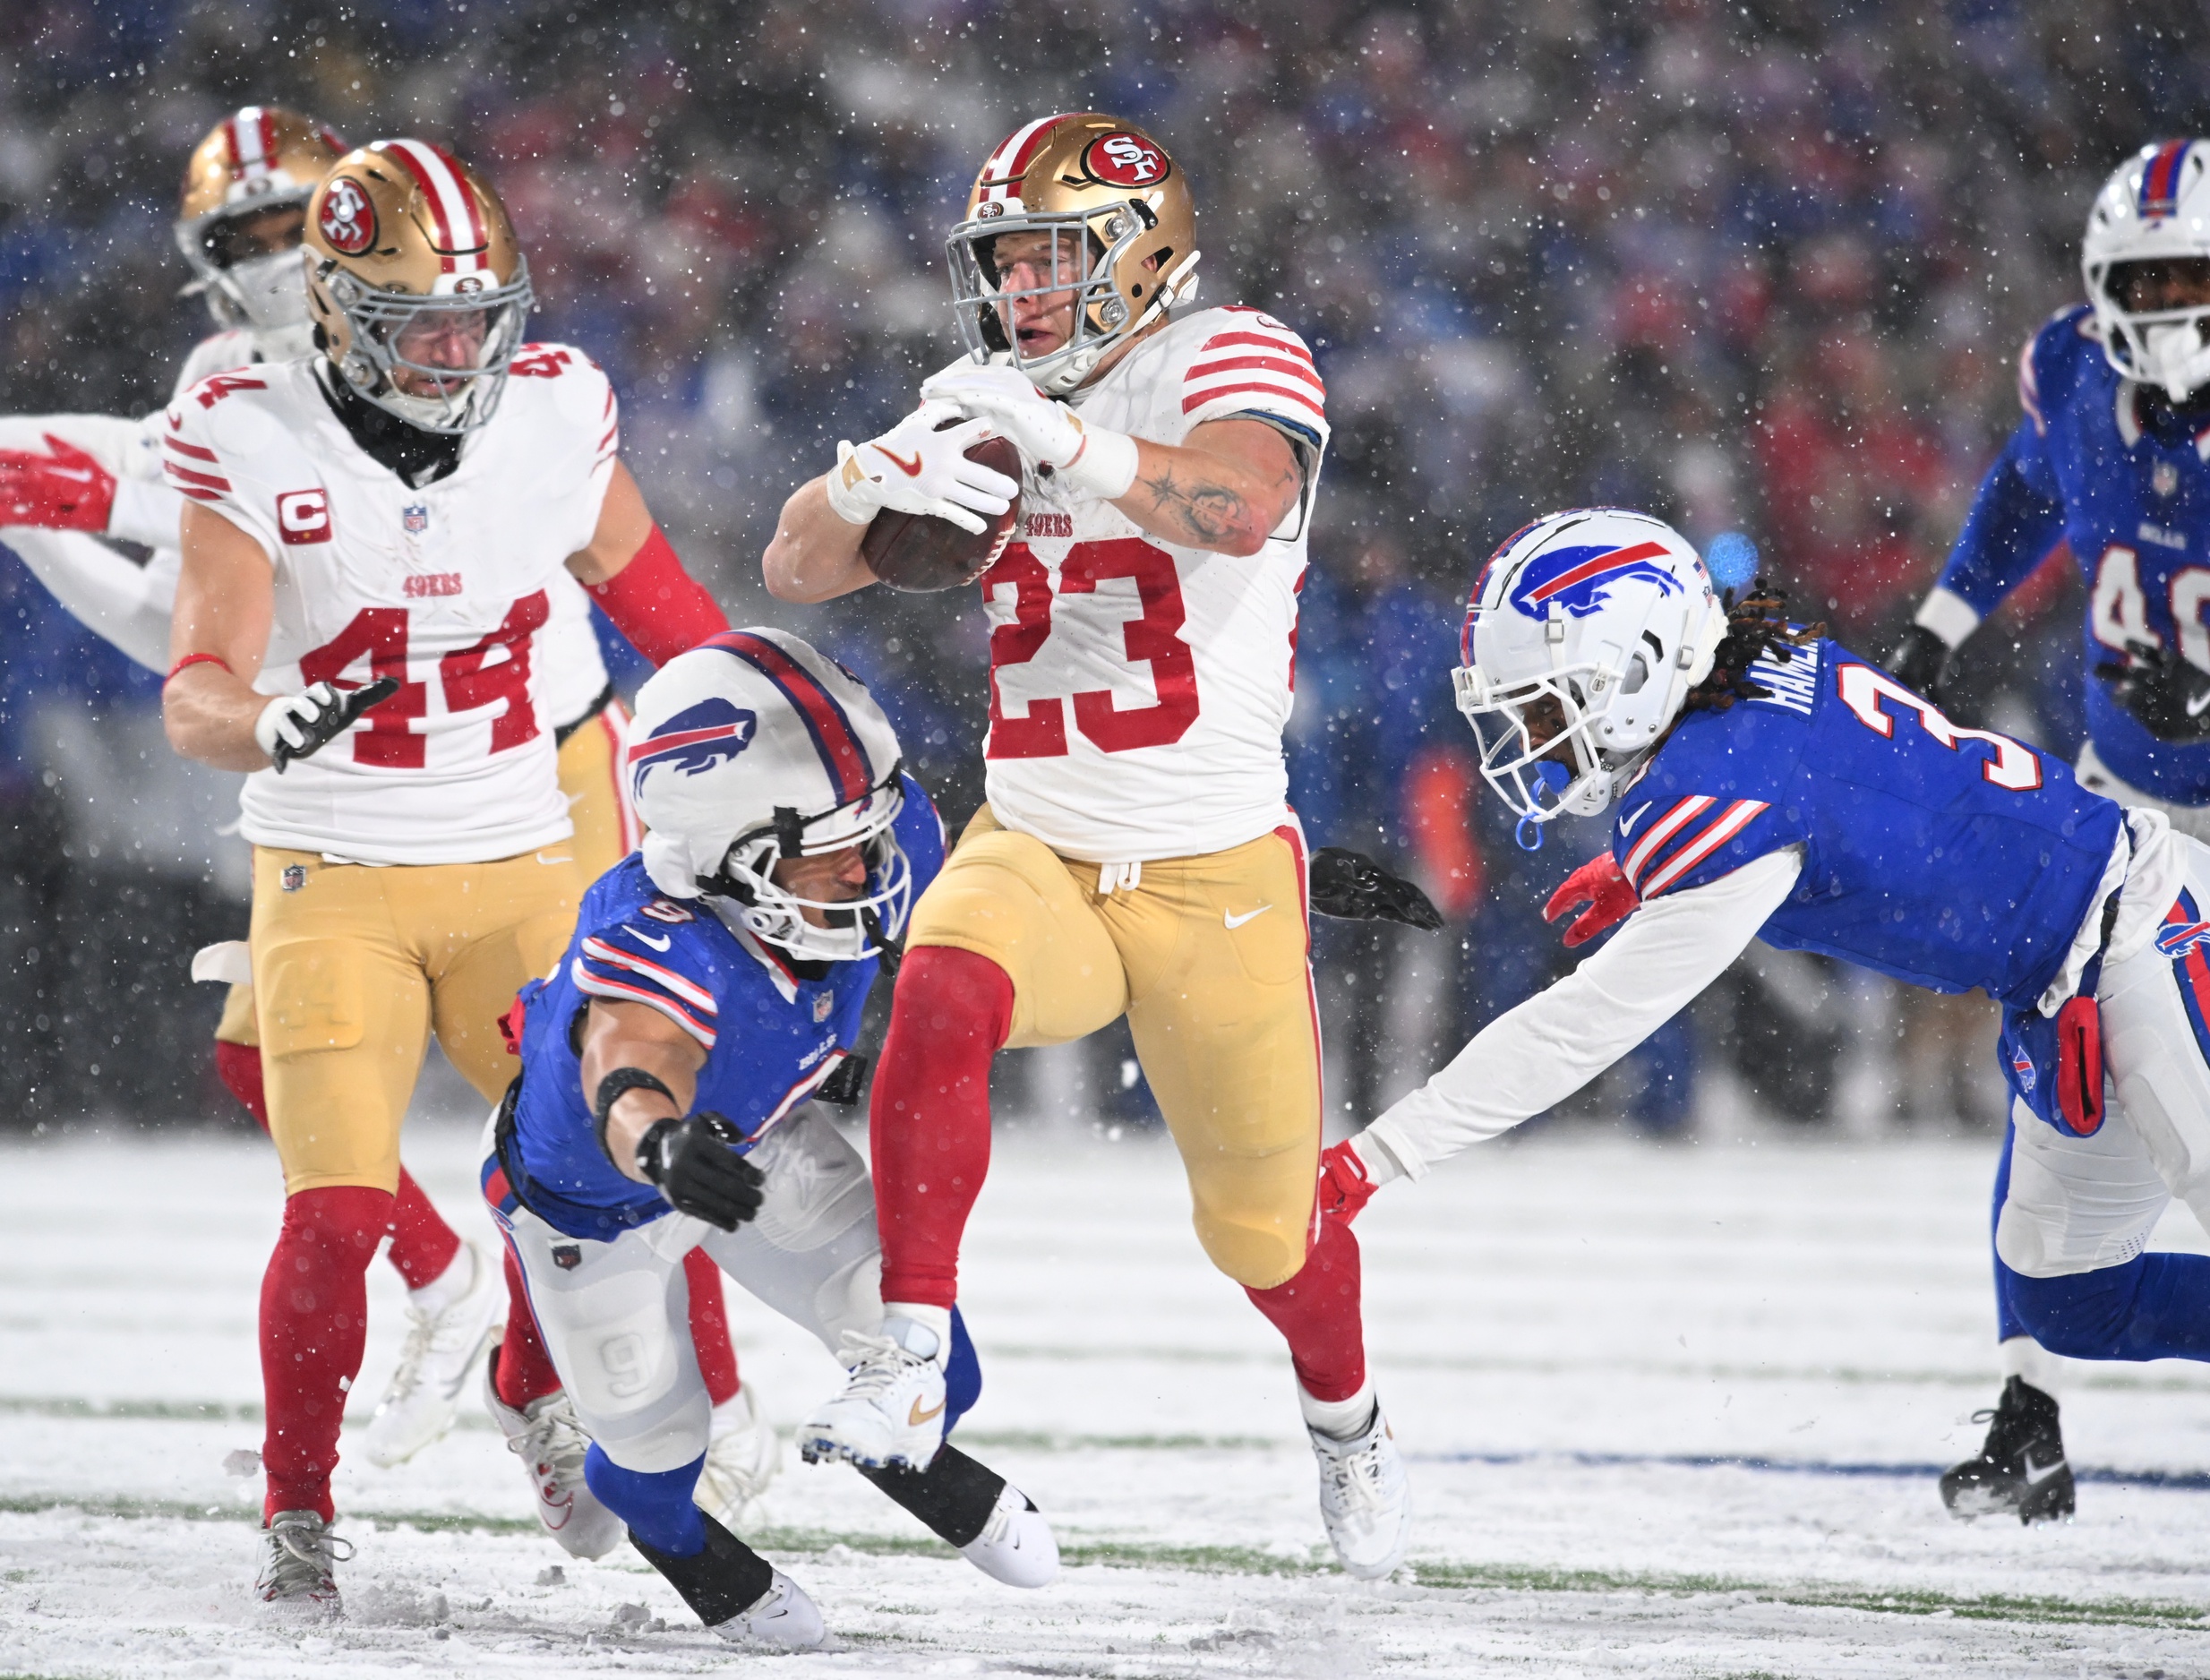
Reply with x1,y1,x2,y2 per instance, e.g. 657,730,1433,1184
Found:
858,423,1023,593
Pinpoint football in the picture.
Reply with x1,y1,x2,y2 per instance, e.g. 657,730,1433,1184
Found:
858,422,1023,593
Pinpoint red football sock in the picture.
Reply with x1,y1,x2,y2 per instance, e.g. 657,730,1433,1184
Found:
260,1184,393,1522
386,1170,463,1291
870,946,1013,1308
218,1037,461,1291
493,1242,565,1411
686,1247,741,1405
1244,1213,1367,1403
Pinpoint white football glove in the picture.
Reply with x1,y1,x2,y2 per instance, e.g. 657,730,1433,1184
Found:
919,364,1140,503
824,399,1019,536
253,678,398,773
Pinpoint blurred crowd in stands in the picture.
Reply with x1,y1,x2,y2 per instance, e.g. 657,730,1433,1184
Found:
2,0,2206,1128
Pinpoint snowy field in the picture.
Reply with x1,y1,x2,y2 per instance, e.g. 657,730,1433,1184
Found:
6,1110,2210,1678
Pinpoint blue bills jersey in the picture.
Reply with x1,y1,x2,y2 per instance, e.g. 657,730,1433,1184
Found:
1609,638,2122,1010
498,774,946,1241
1934,304,2210,803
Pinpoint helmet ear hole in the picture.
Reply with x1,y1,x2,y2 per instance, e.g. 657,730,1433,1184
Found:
1622,652,1651,696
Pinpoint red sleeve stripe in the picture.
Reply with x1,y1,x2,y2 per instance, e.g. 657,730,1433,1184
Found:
176,487,224,503
579,936,718,1013
1640,800,1771,898
1186,354,1324,395
1200,330,1315,365
163,462,233,492
163,436,220,463
597,422,619,451
2018,337,2045,436
1622,794,1713,888
1181,380,1325,420
570,960,718,1048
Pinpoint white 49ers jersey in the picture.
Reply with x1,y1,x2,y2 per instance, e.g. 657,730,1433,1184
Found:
164,343,619,864
951,305,1328,862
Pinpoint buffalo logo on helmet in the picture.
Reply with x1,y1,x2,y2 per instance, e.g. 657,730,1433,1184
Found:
1508,539,1683,621
318,176,376,255
627,697,758,796
1085,132,1168,187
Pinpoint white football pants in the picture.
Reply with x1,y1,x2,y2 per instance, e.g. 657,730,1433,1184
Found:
496,1106,883,1473
1998,831,2210,1280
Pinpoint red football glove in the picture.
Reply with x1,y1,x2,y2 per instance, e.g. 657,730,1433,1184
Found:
0,433,116,532
1543,851,1640,948
1317,1139,1377,1226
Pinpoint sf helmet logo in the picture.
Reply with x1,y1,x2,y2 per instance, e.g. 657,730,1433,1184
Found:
1509,539,1683,621
1087,133,1167,187
318,176,376,255
628,697,758,796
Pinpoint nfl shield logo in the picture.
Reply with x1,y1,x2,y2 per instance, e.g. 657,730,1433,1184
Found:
2154,461,2180,499
814,993,834,1023
280,864,307,893
552,1245,582,1271
403,502,429,534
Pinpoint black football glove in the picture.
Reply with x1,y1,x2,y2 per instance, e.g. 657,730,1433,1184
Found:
1884,624,1954,703
636,1112,767,1230
1308,847,1444,931
2095,638,2210,743
258,677,401,773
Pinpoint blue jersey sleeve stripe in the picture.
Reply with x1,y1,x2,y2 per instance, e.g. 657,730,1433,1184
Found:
1623,794,1714,888
1641,799,1771,897
571,958,720,1049
578,937,719,1015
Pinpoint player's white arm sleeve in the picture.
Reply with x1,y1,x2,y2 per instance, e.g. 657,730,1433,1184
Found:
1913,587,1982,649
3,528,176,673
1358,846,1805,1182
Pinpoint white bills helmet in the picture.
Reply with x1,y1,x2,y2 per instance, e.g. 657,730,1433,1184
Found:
630,629,912,964
2083,140,2210,403
1454,509,1723,825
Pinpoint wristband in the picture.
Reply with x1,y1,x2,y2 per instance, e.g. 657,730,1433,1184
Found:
166,652,232,684
593,1067,675,1163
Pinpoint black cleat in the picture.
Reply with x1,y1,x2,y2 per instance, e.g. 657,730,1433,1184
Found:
1940,1376,2074,1524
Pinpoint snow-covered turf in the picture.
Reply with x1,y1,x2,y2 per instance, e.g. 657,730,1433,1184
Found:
5,1113,2210,1676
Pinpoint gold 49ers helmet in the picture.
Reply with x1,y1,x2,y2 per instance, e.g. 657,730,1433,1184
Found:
303,138,534,434
946,113,1200,394
174,106,346,356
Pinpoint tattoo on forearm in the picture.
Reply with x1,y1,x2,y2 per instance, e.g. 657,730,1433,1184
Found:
1139,463,1253,547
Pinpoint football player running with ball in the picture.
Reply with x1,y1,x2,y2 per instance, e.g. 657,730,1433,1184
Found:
762,114,1418,1578
0,107,774,1520
161,138,728,1611
489,631,1056,1650
1328,510,2210,1507
1884,139,2210,1520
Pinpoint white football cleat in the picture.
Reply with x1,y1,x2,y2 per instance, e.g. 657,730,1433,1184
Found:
798,1316,947,1471
482,1352,623,1560
1310,1401,1410,1581
253,1508,351,1617
959,1480,1058,1588
362,1239,504,1468
695,1382,780,1534
711,1570,825,1650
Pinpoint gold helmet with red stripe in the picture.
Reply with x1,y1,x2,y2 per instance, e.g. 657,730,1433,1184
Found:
946,113,1199,394
303,138,535,434
174,105,346,356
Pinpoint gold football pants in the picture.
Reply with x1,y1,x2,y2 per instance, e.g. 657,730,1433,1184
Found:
250,844,580,1196
216,708,632,1050
905,807,1323,1290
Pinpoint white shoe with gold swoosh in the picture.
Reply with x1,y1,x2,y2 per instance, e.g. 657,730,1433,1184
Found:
796,1316,947,1472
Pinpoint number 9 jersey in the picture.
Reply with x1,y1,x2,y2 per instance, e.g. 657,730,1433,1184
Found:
955,305,1329,862
165,345,618,863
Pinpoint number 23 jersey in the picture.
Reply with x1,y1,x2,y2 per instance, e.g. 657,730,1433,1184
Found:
165,346,618,864
957,305,1330,862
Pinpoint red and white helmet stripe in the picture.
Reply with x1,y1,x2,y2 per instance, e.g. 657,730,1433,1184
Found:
380,138,490,280
975,113,1076,209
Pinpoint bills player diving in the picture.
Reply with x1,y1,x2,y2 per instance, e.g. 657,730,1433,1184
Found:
159,136,732,1609
0,106,775,1526
1883,139,2210,1520
1322,510,2210,1528
490,630,1056,1649
761,114,1434,1578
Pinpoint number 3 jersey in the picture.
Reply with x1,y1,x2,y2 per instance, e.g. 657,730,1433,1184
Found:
952,304,1329,862
1612,637,2123,1012
164,345,619,864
